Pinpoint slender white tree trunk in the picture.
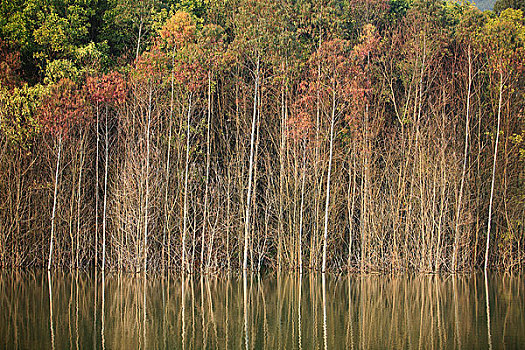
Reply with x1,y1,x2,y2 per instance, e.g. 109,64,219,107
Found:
347,145,357,269
453,44,472,271
278,69,286,271
226,169,232,270
76,129,85,269
163,54,175,269
322,88,336,273
95,104,99,268
244,58,260,271
202,72,212,271
135,17,143,61
102,106,109,271
206,73,219,271
311,32,322,269
48,135,62,271
298,142,306,274
182,93,193,272
485,71,503,272
143,87,153,272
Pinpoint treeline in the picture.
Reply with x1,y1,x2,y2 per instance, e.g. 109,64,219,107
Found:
0,0,524,272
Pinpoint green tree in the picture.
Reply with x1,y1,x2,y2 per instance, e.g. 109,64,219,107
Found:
0,83,42,147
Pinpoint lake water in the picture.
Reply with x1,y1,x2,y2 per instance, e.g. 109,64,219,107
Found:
1,272,524,349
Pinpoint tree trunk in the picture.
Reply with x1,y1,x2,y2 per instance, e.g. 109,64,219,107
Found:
143,87,153,272
347,145,357,269
135,17,143,61
76,128,86,269
164,52,175,269
298,141,306,274
453,44,472,271
244,58,260,271
322,88,336,273
202,71,212,271
485,71,503,272
311,40,322,269
102,105,109,271
48,135,62,271
182,93,193,272
95,103,99,268
278,67,286,271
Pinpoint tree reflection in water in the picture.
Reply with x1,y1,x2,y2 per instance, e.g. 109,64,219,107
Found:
0,272,523,349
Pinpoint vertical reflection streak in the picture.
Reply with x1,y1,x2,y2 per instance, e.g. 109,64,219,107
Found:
453,276,461,349
418,278,425,350
205,276,218,348
322,273,327,350
101,271,105,350
347,274,354,350
225,275,229,350
93,271,97,350
201,276,207,350
69,273,73,350
162,276,167,350
8,272,18,349
142,272,146,350
298,274,302,350
310,273,317,349
485,272,492,350
167,275,171,348
75,272,79,350
277,272,282,349
389,277,396,349
429,278,435,350
243,271,249,350
259,276,268,350
48,271,55,350
182,273,186,350
360,277,364,350
190,276,195,349
436,276,444,349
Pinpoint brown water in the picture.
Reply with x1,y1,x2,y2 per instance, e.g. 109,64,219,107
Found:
1,272,524,349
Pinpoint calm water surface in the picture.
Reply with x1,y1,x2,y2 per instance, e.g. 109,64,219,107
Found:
1,272,524,349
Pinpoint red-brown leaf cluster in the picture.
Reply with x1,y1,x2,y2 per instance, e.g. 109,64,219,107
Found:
0,39,21,88
132,46,169,84
289,80,315,143
174,60,206,92
288,108,313,143
86,71,128,106
38,78,90,137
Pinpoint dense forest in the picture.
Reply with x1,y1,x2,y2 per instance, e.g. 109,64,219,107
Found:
0,0,523,272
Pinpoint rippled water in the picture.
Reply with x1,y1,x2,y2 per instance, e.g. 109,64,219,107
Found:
1,271,524,349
